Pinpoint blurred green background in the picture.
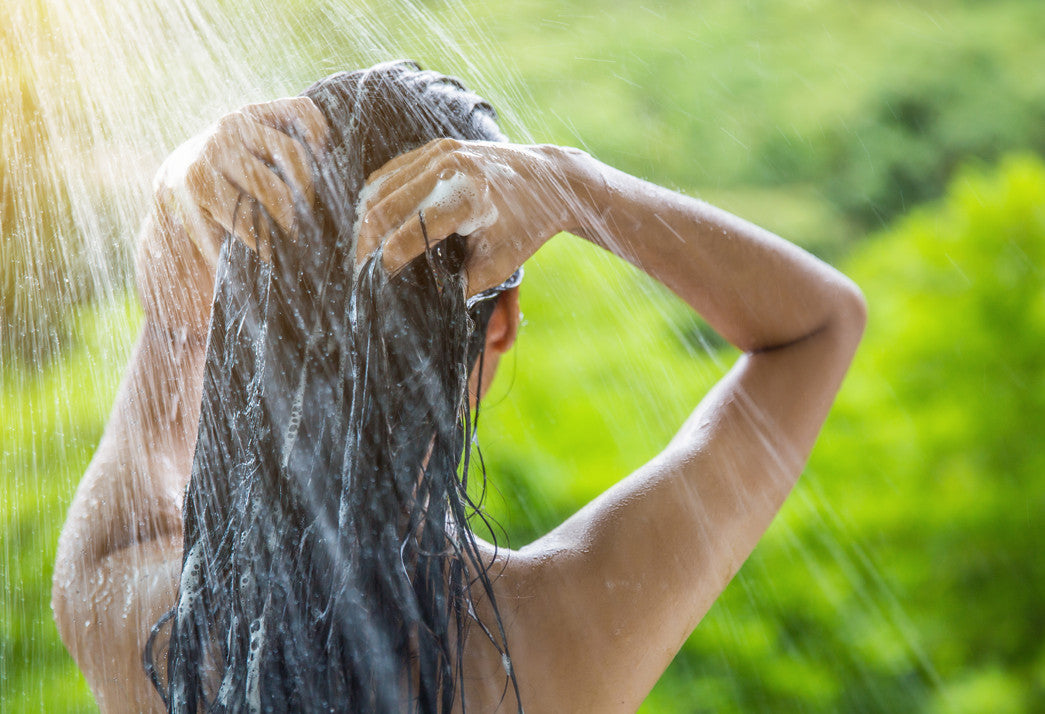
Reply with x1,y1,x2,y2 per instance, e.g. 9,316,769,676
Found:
2,0,1044,711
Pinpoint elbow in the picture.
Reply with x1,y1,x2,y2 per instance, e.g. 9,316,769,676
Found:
782,276,867,360
753,277,867,357
51,529,91,663
834,277,868,351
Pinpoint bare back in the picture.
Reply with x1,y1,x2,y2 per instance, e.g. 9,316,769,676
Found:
53,96,865,713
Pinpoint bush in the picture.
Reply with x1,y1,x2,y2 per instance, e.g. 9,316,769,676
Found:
756,48,1045,233
694,154,1045,713
814,154,1045,711
486,154,1045,712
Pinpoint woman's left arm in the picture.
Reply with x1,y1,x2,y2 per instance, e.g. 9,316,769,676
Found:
355,139,866,712
512,153,866,712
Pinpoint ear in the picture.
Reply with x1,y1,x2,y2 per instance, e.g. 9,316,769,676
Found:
483,286,520,356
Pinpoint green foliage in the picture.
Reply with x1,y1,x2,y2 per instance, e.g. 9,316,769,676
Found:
5,156,1044,712
759,47,1045,232
811,154,1045,712
485,155,1045,712
0,295,140,712
5,0,1045,710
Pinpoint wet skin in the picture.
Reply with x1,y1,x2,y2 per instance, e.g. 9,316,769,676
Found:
53,96,865,712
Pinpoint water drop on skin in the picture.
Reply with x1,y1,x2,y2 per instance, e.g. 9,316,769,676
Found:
352,171,393,261
417,171,499,237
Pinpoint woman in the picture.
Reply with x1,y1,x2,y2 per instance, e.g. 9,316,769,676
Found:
53,62,865,712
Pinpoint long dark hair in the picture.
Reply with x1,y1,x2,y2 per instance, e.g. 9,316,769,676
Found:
145,61,522,713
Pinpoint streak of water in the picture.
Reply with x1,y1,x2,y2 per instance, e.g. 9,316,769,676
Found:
2,2,535,709
1,0,946,711
2,0,534,357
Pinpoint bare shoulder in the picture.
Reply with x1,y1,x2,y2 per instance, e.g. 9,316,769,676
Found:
469,306,864,710
466,537,647,713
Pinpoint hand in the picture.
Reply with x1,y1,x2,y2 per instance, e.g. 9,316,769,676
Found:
355,138,587,296
137,97,329,332
151,96,329,266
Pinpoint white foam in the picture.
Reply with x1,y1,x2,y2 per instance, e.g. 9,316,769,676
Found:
245,615,266,713
417,171,498,237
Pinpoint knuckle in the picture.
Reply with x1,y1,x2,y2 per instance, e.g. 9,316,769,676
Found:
198,139,219,165
183,162,209,194
445,151,470,173
238,101,271,116
453,151,482,179
229,111,252,130
435,137,462,153
213,114,244,141
153,160,176,193
215,113,238,131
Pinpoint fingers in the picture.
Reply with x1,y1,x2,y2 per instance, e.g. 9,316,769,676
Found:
367,138,460,184
383,217,526,298
380,209,521,299
219,150,295,236
356,165,454,258
380,197,480,274
239,121,316,203
187,168,246,254
360,138,494,216
162,98,328,265
357,141,496,260
213,111,315,208
240,96,330,157
363,170,499,275
460,235,530,297
354,137,538,296
231,196,275,262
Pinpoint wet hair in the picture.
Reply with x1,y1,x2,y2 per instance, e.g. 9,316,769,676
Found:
145,61,522,713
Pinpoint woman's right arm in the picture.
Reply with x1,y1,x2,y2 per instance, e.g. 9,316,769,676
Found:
51,98,327,711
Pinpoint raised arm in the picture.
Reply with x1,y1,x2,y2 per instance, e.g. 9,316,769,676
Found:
355,140,866,712
515,155,865,711
51,98,328,711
